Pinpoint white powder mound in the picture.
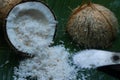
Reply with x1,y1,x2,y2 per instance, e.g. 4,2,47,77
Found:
73,49,120,69
6,2,57,54
13,45,77,80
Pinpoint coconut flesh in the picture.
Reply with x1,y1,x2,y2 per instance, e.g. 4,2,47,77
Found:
0,0,22,20
13,45,77,80
6,2,57,55
13,47,120,79
73,49,120,69
67,3,119,48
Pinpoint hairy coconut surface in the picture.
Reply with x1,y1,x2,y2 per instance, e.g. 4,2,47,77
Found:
67,3,119,49
0,0,22,20
6,1,57,55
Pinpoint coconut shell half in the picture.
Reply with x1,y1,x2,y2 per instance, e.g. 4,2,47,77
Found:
0,0,22,20
67,3,119,49
5,1,57,55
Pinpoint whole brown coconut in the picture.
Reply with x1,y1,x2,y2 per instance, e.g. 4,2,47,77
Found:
0,0,22,20
67,3,119,48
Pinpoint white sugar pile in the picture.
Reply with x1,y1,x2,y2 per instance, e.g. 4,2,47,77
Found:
13,45,77,80
73,49,120,68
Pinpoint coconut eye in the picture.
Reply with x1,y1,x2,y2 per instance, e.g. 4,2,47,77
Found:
112,55,120,62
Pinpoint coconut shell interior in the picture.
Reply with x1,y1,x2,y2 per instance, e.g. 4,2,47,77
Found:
5,1,57,55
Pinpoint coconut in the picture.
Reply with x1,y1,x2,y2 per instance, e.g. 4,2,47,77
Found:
5,1,57,55
67,3,119,48
73,49,120,68
0,0,22,20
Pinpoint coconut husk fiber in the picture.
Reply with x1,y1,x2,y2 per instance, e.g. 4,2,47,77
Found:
66,2,119,49
0,0,22,20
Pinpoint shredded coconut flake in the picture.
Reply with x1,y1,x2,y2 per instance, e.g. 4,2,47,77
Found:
13,45,77,80
73,49,120,69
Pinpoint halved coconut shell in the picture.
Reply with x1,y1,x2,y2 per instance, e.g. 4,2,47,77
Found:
67,3,119,49
0,0,22,20
5,1,57,55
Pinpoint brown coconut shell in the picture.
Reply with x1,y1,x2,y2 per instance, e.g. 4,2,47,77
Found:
0,0,22,20
67,3,119,49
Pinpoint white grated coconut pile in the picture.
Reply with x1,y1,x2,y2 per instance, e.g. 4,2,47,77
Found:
13,45,77,80
13,47,120,80
73,49,120,69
